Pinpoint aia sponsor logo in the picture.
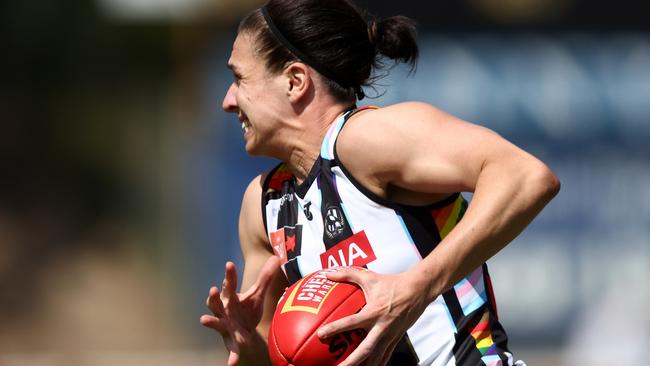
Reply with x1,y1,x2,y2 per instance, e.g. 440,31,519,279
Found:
281,270,338,314
320,231,377,268
270,225,302,262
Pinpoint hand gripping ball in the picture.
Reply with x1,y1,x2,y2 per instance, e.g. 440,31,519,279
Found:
268,268,367,366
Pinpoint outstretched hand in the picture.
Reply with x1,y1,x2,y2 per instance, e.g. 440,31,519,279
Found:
317,267,430,366
200,255,282,366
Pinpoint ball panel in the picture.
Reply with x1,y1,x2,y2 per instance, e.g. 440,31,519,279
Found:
268,321,289,366
271,270,360,359
292,289,367,366
268,269,368,366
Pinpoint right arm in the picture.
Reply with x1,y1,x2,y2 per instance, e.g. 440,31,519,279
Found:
201,175,287,366
238,174,289,360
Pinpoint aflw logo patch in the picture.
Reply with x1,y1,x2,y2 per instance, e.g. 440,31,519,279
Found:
320,231,376,268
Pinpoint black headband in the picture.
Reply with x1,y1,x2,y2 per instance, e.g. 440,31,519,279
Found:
260,5,365,99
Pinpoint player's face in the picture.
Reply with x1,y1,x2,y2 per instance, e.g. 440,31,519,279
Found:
223,33,285,156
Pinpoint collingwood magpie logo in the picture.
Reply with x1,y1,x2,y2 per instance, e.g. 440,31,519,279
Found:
325,205,345,239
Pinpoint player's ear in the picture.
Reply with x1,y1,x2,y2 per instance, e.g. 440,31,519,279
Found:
284,62,311,102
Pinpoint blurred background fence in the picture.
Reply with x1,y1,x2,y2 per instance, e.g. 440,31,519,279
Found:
1,0,648,365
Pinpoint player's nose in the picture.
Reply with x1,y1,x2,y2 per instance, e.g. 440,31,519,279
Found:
222,83,238,113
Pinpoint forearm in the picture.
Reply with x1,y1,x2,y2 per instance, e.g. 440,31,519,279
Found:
410,159,560,302
236,258,285,366
237,329,272,366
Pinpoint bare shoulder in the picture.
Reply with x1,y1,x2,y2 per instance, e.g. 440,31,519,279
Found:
347,101,444,128
375,101,447,119
365,101,451,124
241,174,265,218
242,173,265,203
338,102,452,149
336,102,450,178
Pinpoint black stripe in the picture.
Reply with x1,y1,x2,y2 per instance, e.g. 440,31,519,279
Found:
387,334,420,365
452,307,487,366
283,258,302,285
482,263,499,317
318,159,354,248
397,206,442,258
276,180,300,229
442,289,464,327
453,333,484,366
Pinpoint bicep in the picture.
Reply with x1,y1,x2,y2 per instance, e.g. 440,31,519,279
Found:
358,103,531,194
397,110,503,193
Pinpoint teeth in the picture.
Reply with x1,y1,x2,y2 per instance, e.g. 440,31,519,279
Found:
241,121,250,133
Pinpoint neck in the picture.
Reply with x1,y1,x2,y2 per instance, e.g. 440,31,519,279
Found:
284,103,350,183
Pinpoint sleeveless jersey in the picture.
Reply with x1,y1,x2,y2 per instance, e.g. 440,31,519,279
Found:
262,108,523,366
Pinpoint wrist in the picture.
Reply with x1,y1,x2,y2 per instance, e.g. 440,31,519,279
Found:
406,262,447,304
238,330,272,366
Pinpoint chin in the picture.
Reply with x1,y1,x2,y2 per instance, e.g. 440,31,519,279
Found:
244,141,263,156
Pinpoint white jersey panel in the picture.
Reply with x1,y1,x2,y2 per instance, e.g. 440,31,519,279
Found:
410,297,457,366
293,183,327,274
331,166,423,274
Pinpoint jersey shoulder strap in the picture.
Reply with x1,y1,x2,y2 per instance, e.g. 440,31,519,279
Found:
320,106,380,160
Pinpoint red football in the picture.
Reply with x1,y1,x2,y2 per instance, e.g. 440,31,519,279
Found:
268,268,367,366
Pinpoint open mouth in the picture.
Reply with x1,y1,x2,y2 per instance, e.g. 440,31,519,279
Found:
239,114,251,134
241,120,251,134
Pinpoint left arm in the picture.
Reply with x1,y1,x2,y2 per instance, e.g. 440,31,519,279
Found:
395,103,561,302
318,102,560,366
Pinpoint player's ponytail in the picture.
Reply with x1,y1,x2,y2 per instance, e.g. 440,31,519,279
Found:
368,16,418,69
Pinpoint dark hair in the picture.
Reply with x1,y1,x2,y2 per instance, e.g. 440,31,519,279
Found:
238,0,418,103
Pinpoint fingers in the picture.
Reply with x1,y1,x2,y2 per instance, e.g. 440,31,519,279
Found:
199,314,228,334
336,326,383,366
339,326,400,366
242,255,282,300
372,338,399,366
318,312,369,339
221,261,238,300
206,286,226,315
